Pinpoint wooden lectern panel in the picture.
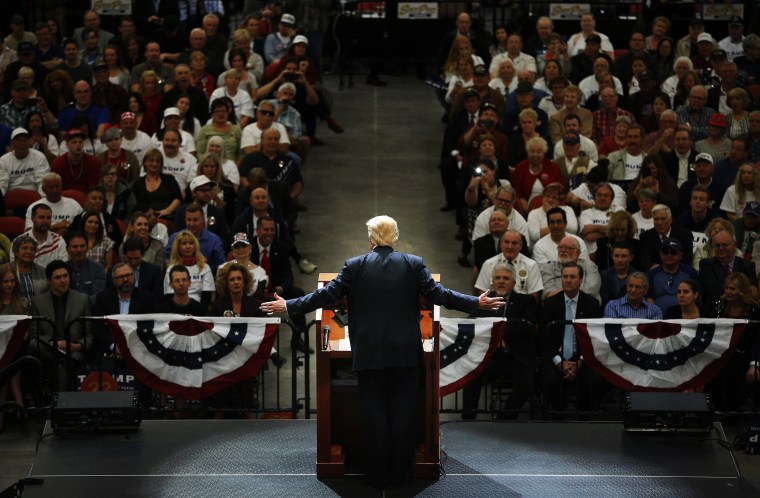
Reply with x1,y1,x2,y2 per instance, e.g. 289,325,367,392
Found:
315,272,441,479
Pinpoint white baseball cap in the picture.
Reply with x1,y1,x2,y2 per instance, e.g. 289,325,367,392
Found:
189,175,216,191
11,127,29,140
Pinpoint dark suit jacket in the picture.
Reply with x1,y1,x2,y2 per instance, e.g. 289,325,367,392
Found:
252,239,293,293
479,292,537,358
660,148,697,186
231,207,293,251
473,234,500,270
29,289,92,357
540,291,601,363
106,262,164,301
638,225,695,270
173,203,231,248
287,246,479,371
93,287,158,353
699,257,758,303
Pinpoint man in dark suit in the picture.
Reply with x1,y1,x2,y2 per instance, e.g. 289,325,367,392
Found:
173,176,230,249
699,229,758,304
29,260,92,390
472,208,508,291
107,238,164,301
638,205,694,270
659,126,697,185
462,263,537,419
262,215,503,487
540,262,604,415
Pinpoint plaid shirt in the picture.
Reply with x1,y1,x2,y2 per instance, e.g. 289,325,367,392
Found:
592,107,635,143
0,102,40,129
676,105,715,141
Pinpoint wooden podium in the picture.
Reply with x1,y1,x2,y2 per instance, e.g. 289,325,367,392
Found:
314,273,441,479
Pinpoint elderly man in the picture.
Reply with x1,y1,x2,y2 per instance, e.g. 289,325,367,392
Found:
241,101,291,155
591,87,634,143
579,183,622,255
607,124,647,181
56,80,109,138
548,85,592,142
472,209,509,290
525,16,556,59
462,264,538,420
676,85,715,141
600,241,638,306
700,230,758,303
541,262,604,414
64,230,106,302
165,203,226,272
51,128,101,192
471,185,529,242
539,235,600,301
646,238,700,314
656,124,695,185
489,34,536,77
677,18,709,59
173,175,230,247
73,11,114,52
270,83,310,162
533,208,589,263
475,230,543,300
24,173,83,233
264,13,295,65
579,59,623,102
239,128,303,202
129,42,175,90
678,152,724,210
570,34,612,83
29,260,91,390
437,12,490,70
604,272,662,319
639,204,695,269
0,127,49,195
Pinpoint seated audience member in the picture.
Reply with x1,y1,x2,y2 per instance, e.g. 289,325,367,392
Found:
0,262,29,429
721,163,760,221
475,230,543,300
460,159,509,265
630,188,656,240
554,132,595,190
664,279,701,319
159,128,197,195
548,85,592,143
119,111,153,163
111,237,164,301
240,100,290,156
239,128,303,203
9,235,48,303
50,128,101,192
532,207,588,263
604,272,663,319
699,229,758,304
218,233,268,297
163,230,214,308
70,186,123,252
638,204,694,269
0,80,44,130
152,107,196,157
526,183,578,247
694,218,739,268
606,125,647,183
703,273,760,412
25,173,82,235
541,262,605,414
210,70,254,128
76,210,115,269
552,114,598,163
713,138,751,194
165,204,226,273
172,175,231,247
674,185,720,233
593,211,641,273
462,264,537,420
642,107,677,155
539,236,600,301
695,113,731,163
100,163,136,221
472,209,509,290
506,108,544,169
471,186,529,243
19,204,68,268
501,81,548,138
56,80,109,138
131,148,182,218
119,211,165,270
512,137,565,213
600,242,639,306
626,154,679,213
735,202,760,258
0,127,49,195
96,126,141,186
28,260,91,390
675,85,714,141
660,126,697,188
578,182,622,255
538,76,568,120
646,238,700,314
678,152,724,211
566,161,626,212
64,230,106,301
159,264,207,315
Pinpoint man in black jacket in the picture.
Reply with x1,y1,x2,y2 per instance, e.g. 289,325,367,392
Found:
638,205,695,270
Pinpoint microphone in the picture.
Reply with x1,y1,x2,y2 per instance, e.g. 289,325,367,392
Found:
322,325,331,351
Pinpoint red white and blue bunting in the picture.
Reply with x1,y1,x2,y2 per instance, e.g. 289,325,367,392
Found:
0,315,28,370
439,317,505,396
574,319,747,391
105,314,280,400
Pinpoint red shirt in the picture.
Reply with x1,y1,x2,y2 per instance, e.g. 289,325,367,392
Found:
51,153,101,192
512,158,566,212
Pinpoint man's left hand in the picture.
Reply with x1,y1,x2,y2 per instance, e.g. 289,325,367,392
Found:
260,293,287,315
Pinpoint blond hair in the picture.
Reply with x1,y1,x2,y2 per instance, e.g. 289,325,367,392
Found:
367,215,399,247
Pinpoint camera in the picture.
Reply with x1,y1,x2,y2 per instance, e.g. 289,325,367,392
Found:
473,166,483,177
478,119,495,129
283,72,299,81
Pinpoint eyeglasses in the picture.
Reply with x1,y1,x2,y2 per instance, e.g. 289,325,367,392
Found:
258,110,274,117
104,172,117,177
113,273,134,280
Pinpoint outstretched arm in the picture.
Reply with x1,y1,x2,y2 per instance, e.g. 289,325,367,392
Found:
478,290,505,311
261,292,287,315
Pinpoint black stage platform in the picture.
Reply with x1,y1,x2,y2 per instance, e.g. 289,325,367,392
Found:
23,420,759,497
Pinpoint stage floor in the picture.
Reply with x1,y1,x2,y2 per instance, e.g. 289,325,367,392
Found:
23,420,758,497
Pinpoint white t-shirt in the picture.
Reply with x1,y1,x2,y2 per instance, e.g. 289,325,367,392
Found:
475,253,543,295
720,186,755,215
472,206,528,242
121,130,154,164
0,149,49,195
163,262,214,302
552,136,599,162
160,152,197,193
526,205,579,245
240,122,291,150
210,87,255,120
632,211,654,239
152,129,196,155
624,153,645,180
578,205,622,254
567,31,614,57
221,159,240,186
25,196,83,230
718,36,744,61
570,183,627,209
531,233,589,263
59,137,105,157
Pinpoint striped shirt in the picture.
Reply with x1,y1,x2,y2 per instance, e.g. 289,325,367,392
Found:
603,295,663,320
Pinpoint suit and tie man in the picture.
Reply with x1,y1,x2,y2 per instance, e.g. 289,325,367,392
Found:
261,216,503,487
699,229,758,304
110,238,164,301
540,262,605,414
462,264,538,419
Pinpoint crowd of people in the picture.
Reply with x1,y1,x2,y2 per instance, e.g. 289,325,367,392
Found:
437,11,760,417
0,5,345,428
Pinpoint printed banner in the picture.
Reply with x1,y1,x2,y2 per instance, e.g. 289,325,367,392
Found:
439,317,504,396
0,316,29,370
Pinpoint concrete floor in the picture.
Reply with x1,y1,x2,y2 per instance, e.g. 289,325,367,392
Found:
3,73,760,494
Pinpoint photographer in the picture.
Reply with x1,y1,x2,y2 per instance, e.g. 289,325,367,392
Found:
0,79,47,129
456,102,509,171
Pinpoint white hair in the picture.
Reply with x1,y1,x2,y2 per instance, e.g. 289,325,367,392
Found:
366,215,399,247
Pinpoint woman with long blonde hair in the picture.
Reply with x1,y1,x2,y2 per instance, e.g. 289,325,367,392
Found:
163,230,214,308
721,163,760,221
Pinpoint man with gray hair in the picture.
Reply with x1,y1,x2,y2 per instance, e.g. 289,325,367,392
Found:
0,127,49,195
642,109,678,156
699,229,758,303
24,172,83,234
735,34,760,85
639,204,694,269
540,235,601,302
604,272,662,319
675,85,715,141
261,215,503,487
471,185,529,242
475,230,543,300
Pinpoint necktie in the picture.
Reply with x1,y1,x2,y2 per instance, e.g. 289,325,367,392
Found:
563,299,576,360
469,114,475,126
261,248,271,290
723,261,731,275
